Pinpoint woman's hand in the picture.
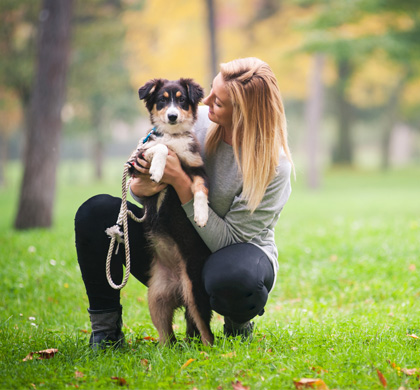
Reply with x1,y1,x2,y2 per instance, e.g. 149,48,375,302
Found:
129,157,167,198
130,150,194,204
162,150,194,204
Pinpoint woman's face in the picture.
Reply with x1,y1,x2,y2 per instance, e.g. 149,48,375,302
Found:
203,73,233,131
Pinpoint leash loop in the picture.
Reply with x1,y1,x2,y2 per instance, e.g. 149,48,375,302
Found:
105,134,150,290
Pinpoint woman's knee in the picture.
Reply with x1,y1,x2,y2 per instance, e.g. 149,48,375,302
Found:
75,195,120,229
202,243,273,322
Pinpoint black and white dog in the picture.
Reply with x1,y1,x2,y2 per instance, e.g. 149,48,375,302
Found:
129,78,213,345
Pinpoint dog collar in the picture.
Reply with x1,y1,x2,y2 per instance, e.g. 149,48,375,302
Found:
142,127,157,144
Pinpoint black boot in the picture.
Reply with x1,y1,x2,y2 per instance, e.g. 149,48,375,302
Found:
88,305,125,350
223,317,254,340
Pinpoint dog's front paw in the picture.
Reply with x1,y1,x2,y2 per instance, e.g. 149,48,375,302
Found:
194,192,209,227
149,165,164,183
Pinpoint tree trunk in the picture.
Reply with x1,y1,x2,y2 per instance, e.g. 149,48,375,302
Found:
0,132,7,188
14,0,74,229
94,138,104,180
205,0,218,81
305,54,325,189
380,77,406,170
332,59,354,165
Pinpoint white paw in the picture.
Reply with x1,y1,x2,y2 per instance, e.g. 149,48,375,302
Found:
194,191,209,227
149,165,164,183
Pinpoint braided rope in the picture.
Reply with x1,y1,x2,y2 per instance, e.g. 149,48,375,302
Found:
105,157,145,290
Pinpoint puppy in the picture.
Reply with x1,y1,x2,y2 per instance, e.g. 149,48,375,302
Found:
130,78,213,345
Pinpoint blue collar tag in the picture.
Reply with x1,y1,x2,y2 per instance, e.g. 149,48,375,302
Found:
142,127,157,144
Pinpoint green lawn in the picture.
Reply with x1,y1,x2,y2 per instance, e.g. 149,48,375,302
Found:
1,161,419,389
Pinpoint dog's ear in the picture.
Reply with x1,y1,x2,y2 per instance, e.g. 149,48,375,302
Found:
139,79,166,111
138,79,163,100
180,78,204,106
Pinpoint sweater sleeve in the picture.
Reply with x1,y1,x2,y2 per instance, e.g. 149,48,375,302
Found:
182,157,292,253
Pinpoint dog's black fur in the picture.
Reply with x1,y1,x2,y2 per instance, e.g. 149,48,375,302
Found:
130,78,214,345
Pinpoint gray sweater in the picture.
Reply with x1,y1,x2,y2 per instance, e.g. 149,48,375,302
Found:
131,106,292,291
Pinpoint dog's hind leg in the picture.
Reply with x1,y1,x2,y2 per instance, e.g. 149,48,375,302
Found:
185,307,200,341
147,264,180,345
180,264,214,346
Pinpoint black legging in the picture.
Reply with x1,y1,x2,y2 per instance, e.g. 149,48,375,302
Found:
75,194,274,323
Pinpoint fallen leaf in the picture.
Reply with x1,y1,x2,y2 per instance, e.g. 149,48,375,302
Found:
79,329,89,334
232,380,250,390
401,368,420,376
143,336,158,341
111,377,128,386
376,369,387,388
311,366,329,374
75,371,84,378
407,333,420,339
23,348,58,361
222,351,237,358
293,378,329,390
181,358,195,369
409,264,416,272
387,360,400,370
140,359,149,366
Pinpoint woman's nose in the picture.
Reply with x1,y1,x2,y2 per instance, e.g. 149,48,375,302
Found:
203,91,212,106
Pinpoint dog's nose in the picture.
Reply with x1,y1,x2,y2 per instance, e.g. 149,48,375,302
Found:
168,114,178,123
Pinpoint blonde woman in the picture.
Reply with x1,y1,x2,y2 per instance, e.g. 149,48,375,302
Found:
75,57,293,347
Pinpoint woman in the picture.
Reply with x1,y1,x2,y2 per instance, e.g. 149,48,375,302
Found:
75,57,293,348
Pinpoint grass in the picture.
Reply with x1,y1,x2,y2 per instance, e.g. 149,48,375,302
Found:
1,160,420,389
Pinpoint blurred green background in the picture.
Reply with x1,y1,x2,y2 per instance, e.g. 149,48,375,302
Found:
1,0,419,228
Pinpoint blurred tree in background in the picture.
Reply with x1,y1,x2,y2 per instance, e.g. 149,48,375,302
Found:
297,0,420,169
66,0,139,180
14,0,74,229
0,1,38,187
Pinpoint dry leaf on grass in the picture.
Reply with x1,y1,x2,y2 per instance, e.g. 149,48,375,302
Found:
142,336,158,342
376,369,387,388
311,366,329,374
407,333,420,339
23,348,58,361
74,371,84,378
401,368,420,376
222,351,237,358
180,358,195,369
293,378,329,390
111,377,128,386
232,380,250,390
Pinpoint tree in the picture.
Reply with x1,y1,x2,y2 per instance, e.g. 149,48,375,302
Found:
297,0,420,167
0,1,38,185
66,0,138,180
305,54,325,188
14,0,74,229
206,0,218,80
0,88,21,187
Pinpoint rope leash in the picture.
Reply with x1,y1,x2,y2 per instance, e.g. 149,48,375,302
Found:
105,133,152,290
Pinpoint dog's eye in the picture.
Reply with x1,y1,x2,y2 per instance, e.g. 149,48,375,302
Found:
178,96,185,103
159,97,166,103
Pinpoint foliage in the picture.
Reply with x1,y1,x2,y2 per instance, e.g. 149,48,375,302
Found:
294,0,420,121
65,0,139,138
1,161,420,389
0,0,38,106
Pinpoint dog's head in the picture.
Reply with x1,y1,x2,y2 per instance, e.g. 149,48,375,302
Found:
138,78,204,133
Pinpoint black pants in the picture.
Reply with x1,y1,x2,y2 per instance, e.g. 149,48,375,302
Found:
75,194,274,323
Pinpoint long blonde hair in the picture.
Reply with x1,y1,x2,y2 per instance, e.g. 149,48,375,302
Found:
205,57,293,212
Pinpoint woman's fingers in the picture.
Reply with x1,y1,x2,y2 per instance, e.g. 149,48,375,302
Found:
130,157,150,176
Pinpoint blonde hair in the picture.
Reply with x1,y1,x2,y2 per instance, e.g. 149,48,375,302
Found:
206,57,293,212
